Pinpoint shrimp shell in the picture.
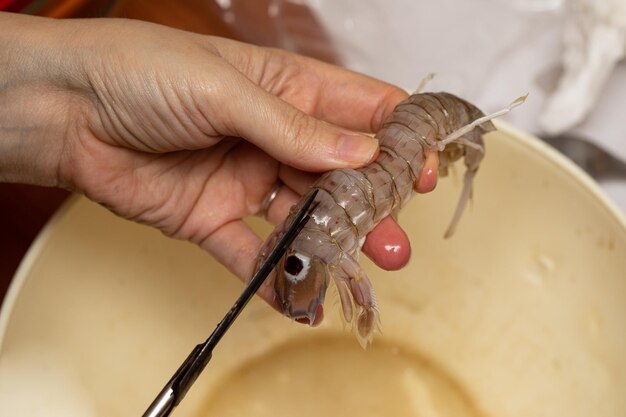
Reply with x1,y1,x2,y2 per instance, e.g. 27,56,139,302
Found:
255,91,522,347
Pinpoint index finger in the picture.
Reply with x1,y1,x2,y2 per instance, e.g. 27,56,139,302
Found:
212,38,408,133
308,63,409,133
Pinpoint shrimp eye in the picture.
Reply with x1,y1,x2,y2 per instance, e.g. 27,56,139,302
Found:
285,255,303,275
283,254,311,283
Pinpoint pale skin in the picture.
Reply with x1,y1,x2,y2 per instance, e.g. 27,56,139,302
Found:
0,12,439,321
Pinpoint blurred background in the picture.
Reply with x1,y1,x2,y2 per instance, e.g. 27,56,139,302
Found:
1,0,625,299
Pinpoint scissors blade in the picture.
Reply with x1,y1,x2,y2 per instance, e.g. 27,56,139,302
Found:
142,189,318,417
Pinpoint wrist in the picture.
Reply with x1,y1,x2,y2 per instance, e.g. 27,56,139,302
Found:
0,12,87,186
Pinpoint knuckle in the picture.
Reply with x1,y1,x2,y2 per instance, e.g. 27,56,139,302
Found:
283,110,319,160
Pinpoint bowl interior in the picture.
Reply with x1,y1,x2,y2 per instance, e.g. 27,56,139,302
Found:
0,122,624,417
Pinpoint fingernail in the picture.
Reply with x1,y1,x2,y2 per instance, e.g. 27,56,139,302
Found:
416,150,439,193
336,133,379,165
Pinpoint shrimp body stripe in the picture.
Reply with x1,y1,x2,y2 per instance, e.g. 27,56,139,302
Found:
369,159,414,209
314,187,358,253
367,160,402,211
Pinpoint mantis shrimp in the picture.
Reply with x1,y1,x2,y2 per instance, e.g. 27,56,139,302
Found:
256,88,525,347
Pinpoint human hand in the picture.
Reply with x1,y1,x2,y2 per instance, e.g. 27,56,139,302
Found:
0,14,437,308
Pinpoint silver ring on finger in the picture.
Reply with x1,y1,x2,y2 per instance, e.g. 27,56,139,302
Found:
258,181,283,220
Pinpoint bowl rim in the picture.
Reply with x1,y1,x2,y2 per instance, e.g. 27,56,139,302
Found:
0,193,80,351
0,121,624,350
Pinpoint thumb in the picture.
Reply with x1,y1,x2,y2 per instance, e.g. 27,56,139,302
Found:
213,73,379,172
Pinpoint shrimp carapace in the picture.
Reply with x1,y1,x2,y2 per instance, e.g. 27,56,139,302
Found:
256,91,525,347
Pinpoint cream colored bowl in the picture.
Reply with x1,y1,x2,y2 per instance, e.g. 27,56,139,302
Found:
0,122,624,417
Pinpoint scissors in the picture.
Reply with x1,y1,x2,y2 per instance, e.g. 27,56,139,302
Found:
142,189,318,417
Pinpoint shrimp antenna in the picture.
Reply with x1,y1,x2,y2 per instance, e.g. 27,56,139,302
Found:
437,94,528,151
413,73,436,94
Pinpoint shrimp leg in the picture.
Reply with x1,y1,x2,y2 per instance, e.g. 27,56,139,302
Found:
443,165,478,239
331,253,380,348
437,95,528,238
